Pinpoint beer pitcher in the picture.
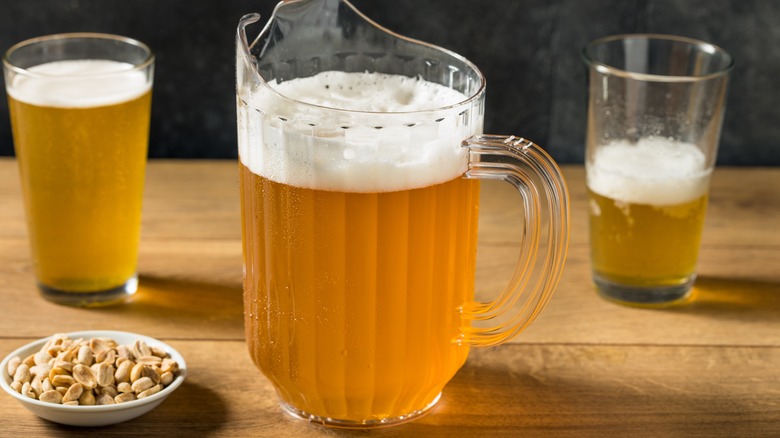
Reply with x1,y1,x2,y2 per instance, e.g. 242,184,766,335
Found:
236,0,570,427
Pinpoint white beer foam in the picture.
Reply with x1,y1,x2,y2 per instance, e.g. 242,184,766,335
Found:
587,138,710,206
7,60,150,108
271,71,467,112
239,71,476,193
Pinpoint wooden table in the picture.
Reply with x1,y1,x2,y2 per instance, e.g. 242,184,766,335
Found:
0,158,778,437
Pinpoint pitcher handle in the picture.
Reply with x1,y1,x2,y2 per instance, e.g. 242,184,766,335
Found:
458,135,570,347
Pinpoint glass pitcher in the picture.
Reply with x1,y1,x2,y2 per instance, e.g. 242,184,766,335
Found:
236,0,570,428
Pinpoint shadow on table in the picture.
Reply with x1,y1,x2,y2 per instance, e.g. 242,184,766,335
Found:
683,276,780,322
317,346,771,438
91,274,243,325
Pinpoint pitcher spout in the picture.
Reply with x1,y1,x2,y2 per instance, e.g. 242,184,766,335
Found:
236,0,483,101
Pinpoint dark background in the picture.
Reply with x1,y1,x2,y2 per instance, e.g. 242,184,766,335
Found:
1,0,777,165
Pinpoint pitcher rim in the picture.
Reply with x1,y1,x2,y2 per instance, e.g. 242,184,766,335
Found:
238,0,487,116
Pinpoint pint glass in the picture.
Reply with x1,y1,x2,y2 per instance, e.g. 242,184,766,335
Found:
237,0,569,427
583,34,732,306
3,34,154,306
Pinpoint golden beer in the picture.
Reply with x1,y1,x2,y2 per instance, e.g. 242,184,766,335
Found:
587,139,710,302
240,162,479,422
588,189,708,287
7,56,152,297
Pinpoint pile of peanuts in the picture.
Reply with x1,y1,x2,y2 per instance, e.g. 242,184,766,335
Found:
5,334,179,405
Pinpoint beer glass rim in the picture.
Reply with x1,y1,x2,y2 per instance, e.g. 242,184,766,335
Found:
582,33,733,83
3,32,154,77
238,0,487,117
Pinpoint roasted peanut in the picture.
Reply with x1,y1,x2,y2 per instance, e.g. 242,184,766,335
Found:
78,388,96,406
130,363,145,382
39,389,63,404
76,345,93,366
103,386,120,398
13,363,31,384
136,355,162,367
151,346,167,358
51,374,75,388
132,340,152,359
21,382,36,399
89,338,112,356
161,358,178,374
131,377,154,393
95,393,115,405
22,354,35,368
95,362,115,387
118,382,133,393
141,366,160,384
100,349,116,365
116,345,133,361
7,356,20,378
62,383,83,403
42,378,54,392
49,366,70,381
115,392,137,404
114,359,134,383
137,384,162,399
72,364,97,390
52,360,73,373
30,378,43,397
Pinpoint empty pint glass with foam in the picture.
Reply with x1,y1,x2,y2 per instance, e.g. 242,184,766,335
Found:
237,0,570,428
3,34,154,306
583,34,732,306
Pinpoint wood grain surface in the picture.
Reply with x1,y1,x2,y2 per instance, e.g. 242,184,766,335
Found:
0,159,778,437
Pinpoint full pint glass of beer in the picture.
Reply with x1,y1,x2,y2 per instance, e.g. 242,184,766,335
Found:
583,35,732,306
236,0,569,428
3,34,154,306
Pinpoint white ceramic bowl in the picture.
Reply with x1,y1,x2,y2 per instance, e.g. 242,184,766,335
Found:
0,330,187,427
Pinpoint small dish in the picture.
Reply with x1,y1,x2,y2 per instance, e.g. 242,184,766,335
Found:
0,330,186,427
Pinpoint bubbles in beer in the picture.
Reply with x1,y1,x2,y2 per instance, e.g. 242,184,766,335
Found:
239,71,478,193
7,60,150,108
271,71,467,112
587,138,710,207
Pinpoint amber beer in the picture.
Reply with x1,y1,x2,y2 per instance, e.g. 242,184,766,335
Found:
6,56,152,297
238,70,482,422
587,139,710,297
589,190,708,286
240,164,479,421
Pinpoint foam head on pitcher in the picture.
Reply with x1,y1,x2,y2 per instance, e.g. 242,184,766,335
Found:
269,71,469,113
237,71,481,193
